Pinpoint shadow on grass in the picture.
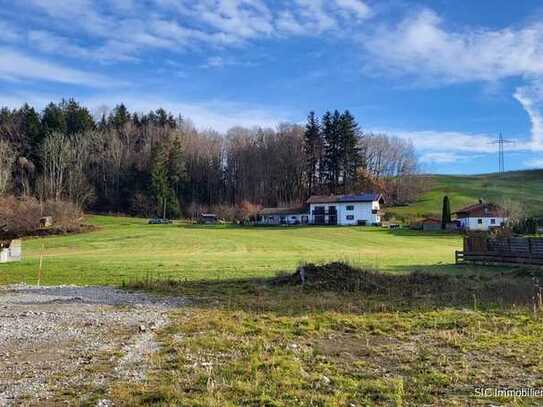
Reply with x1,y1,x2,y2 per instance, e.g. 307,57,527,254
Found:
124,262,543,317
388,262,525,274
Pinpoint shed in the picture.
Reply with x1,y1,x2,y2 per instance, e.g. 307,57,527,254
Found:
421,217,442,232
40,216,53,228
198,213,219,224
259,207,309,225
0,239,22,263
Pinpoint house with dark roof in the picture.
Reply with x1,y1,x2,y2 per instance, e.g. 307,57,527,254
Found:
259,193,384,226
454,200,507,231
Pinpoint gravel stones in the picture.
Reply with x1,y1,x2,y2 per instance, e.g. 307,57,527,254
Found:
0,284,183,406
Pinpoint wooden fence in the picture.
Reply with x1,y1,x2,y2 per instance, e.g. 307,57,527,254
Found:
456,236,543,266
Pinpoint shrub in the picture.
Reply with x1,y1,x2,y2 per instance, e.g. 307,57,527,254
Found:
0,196,83,237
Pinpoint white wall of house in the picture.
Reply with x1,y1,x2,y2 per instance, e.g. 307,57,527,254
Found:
458,216,506,231
309,201,381,225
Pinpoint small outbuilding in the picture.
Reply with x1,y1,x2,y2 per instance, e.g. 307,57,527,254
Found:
259,207,309,225
420,217,442,232
0,239,22,263
198,213,219,224
40,216,53,228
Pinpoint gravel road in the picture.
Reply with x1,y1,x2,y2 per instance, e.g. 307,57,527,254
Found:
0,284,184,406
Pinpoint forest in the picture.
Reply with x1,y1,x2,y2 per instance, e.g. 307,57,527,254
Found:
0,99,421,219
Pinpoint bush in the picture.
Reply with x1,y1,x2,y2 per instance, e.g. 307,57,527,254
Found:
0,196,83,237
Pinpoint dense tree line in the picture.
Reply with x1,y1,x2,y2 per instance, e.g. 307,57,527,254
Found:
0,100,420,218
303,110,420,203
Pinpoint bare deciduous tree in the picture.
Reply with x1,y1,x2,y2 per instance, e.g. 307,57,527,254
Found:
41,132,71,200
0,139,16,195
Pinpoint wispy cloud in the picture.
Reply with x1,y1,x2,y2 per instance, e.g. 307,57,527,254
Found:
362,9,543,84
419,152,467,164
82,95,293,132
361,8,543,150
0,48,118,87
514,83,543,146
373,128,543,165
8,0,374,63
525,158,543,168
334,0,372,19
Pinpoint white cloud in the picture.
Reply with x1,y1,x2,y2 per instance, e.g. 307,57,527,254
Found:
11,0,375,64
334,0,371,19
373,128,543,165
419,152,464,164
525,158,543,168
383,129,498,154
514,83,543,146
363,9,543,84
0,48,117,87
83,95,292,132
361,8,543,150
294,0,338,33
201,56,226,69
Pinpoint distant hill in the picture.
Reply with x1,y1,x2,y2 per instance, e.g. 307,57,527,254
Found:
388,170,543,221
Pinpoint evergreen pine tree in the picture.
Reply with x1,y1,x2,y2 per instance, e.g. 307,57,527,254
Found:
168,136,187,216
323,110,342,193
338,110,361,192
441,195,451,229
18,104,42,160
303,111,321,196
62,99,95,136
109,104,131,130
42,102,66,135
151,142,173,218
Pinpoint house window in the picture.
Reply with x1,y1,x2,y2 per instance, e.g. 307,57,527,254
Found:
346,215,354,220
346,205,354,211
478,219,483,224
491,219,496,224
372,209,378,214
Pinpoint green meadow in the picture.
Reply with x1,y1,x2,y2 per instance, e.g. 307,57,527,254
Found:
0,215,461,285
4,213,543,406
389,170,543,221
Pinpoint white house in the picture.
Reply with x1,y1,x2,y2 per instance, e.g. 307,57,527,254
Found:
454,201,507,231
307,194,384,226
259,193,384,226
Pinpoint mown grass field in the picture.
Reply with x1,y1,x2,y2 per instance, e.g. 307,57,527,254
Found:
389,170,543,221
0,215,462,286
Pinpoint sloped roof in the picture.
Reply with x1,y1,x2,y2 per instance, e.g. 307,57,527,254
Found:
260,207,308,216
454,202,507,218
306,193,384,204
421,217,441,224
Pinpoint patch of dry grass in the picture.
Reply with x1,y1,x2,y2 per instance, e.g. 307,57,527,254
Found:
112,265,543,406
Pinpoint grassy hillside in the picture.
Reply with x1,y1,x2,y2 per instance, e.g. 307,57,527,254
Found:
0,215,461,286
389,169,543,221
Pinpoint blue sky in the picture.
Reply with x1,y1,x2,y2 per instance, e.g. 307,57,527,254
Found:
2,0,543,174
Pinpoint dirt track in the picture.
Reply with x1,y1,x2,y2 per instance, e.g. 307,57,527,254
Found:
0,284,183,406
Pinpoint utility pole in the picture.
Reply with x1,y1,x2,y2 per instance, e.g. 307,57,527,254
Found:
489,133,513,175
